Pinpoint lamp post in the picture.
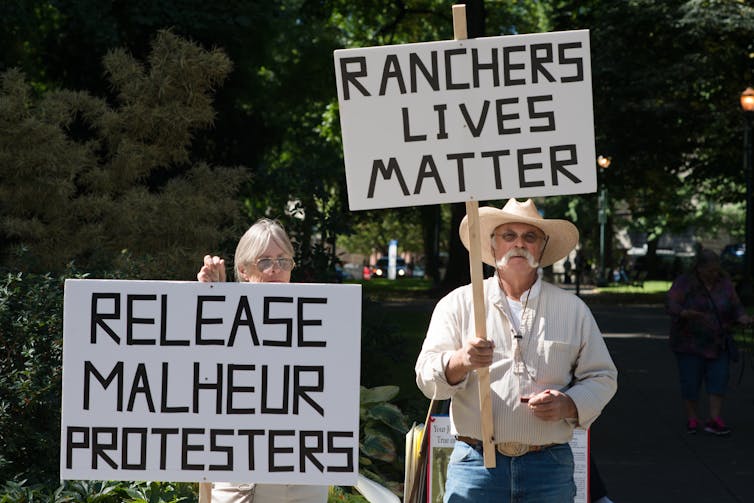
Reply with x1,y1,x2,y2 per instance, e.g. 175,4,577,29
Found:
741,87,754,304
597,155,611,286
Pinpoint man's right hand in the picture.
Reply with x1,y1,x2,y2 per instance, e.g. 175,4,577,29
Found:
197,255,227,282
445,337,495,385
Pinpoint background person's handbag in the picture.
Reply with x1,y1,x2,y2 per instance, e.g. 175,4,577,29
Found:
698,276,739,362
725,332,741,363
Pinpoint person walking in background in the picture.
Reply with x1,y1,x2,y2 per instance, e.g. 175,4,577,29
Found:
666,248,751,436
197,218,328,503
415,198,617,502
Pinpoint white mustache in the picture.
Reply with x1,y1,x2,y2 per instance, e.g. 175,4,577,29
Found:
497,248,539,269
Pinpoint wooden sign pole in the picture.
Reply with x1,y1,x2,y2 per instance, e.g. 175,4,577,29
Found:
452,3,496,469
198,480,212,503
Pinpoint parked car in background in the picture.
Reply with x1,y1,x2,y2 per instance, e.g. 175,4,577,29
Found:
720,243,745,283
371,257,409,278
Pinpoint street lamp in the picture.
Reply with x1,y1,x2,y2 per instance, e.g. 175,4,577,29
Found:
597,155,611,286
740,87,754,303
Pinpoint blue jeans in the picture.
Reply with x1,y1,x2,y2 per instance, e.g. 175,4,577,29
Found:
444,441,575,503
675,351,729,399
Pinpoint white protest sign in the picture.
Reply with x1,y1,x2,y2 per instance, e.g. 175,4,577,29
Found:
334,29,596,210
427,416,589,503
60,279,361,485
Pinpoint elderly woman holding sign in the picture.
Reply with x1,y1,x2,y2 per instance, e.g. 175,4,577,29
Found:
197,217,328,503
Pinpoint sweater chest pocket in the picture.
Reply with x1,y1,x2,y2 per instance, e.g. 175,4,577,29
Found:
533,340,577,382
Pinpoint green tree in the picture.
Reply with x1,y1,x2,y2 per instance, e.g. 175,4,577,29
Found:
0,30,248,279
552,0,754,275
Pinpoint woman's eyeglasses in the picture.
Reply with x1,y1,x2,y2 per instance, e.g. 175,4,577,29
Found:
255,257,295,272
492,231,545,244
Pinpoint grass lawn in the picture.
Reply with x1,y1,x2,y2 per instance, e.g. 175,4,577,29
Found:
589,280,671,304
354,278,436,422
347,277,436,300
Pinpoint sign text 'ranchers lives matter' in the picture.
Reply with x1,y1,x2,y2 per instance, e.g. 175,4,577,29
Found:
334,30,596,210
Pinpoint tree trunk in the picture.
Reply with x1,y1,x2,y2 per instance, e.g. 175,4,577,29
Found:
421,204,442,286
441,202,471,292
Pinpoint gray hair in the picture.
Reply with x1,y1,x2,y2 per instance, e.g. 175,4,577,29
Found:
234,218,295,281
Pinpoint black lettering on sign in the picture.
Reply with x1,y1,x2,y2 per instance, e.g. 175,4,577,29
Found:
262,365,290,414
238,429,265,470
297,297,327,347
66,426,90,469
151,428,179,469
162,362,190,413
379,54,406,96
409,51,439,92
446,152,475,192
293,366,325,416
550,144,581,184
367,158,410,198
444,48,470,90
193,362,224,414
127,363,156,412
227,364,256,415
269,429,296,472
181,428,205,470
518,148,546,188
196,296,225,345
91,293,120,344
527,95,555,132
495,98,520,135
530,43,556,84
327,431,355,472
263,297,294,347
126,294,158,345
459,101,490,138
92,427,118,469
228,296,260,347
299,430,325,473
414,155,446,195
84,360,123,411
559,42,584,82
209,429,234,471
434,104,449,139
339,57,370,100
402,107,427,142
122,427,148,470
502,45,526,86
471,48,500,87
482,150,512,190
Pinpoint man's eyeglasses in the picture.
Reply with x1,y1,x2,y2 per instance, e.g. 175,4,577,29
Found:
255,257,295,272
492,231,545,244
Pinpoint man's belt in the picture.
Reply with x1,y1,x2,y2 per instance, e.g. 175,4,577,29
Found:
455,435,557,457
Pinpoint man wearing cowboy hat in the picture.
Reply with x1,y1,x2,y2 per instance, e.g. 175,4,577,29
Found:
416,198,617,502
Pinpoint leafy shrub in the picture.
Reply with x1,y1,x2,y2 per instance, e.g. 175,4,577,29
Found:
0,479,197,502
357,386,410,496
0,271,69,485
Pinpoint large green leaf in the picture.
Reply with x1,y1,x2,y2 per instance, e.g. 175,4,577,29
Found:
365,402,410,432
359,385,399,405
360,429,397,463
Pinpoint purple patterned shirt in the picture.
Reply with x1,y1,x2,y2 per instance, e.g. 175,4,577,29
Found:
666,273,744,358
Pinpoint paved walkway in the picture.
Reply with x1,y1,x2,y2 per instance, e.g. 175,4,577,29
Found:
587,303,754,503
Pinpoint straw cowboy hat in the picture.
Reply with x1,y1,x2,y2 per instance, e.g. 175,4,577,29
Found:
459,198,579,268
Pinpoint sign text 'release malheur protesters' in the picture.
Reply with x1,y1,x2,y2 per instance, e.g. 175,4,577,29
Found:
60,279,361,486
334,30,596,210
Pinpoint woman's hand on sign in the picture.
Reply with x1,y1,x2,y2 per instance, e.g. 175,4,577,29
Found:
198,255,227,283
